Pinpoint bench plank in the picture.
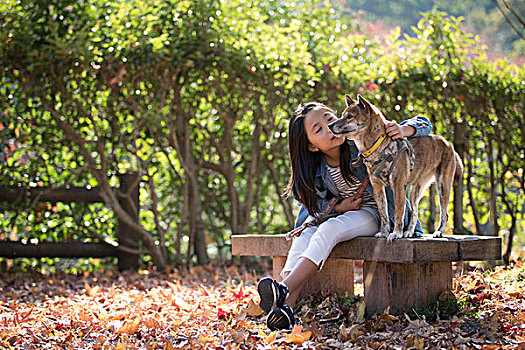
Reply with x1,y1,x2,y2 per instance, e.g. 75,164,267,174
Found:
231,234,501,263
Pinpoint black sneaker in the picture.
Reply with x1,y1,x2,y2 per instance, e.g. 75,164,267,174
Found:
267,304,295,331
257,277,289,314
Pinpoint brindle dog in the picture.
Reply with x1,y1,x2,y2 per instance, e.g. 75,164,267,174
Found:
329,94,463,241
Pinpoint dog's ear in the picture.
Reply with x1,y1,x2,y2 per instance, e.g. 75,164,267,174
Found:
345,94,357,107
357,94,371,116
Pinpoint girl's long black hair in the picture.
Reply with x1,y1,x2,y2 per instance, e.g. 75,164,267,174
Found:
284,102,354,216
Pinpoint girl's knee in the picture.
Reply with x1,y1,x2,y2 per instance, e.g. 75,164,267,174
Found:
307,233,337,259
311,228,338,246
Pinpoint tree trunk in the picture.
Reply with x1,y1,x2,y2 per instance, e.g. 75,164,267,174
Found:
487,139,499,237
453,121,466,234
501,194,517,265
117,173,140,271
193,212,209,265
498,150,518,265
183,124,209,266
175,180,189,266
239,105,262,234
466,150,482,235
166,84,208,268
265,153,295,228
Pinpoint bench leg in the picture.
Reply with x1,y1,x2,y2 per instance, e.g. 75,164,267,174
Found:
273,257,354,298
363,261,452,316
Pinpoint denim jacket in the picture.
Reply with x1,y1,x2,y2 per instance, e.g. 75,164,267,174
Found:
293,115,433,236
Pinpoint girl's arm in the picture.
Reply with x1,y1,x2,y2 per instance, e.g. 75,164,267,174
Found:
386,115,433,139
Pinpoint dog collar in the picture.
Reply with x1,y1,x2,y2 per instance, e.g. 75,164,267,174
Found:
361,134,387,158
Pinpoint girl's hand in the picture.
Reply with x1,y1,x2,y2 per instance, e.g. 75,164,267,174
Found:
334,197,362,213
385,121,415,140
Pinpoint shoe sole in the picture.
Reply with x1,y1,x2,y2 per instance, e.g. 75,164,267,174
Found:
267,307,294,331
257,278,277,314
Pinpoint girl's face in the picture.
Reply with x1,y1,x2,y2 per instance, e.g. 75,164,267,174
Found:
304,106,345,154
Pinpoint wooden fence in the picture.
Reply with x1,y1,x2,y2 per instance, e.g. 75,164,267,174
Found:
0,173,140,270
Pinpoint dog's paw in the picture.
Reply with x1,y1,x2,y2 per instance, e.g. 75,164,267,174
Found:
387,232,402,242
433,230,443,238
403,230,414,238
375,231,386,238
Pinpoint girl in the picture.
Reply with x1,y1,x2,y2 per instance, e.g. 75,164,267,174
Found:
258,101,432,331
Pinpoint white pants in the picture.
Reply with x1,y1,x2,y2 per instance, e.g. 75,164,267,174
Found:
281,208,379,278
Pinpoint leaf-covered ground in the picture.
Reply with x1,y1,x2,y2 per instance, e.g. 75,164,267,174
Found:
1,260,524,349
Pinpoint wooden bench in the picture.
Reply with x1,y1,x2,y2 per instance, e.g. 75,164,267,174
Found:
232,234,501,315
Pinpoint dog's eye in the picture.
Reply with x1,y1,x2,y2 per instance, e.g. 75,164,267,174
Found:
316,127,322,134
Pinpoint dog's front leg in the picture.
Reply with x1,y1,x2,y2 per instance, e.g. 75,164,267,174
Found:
388,180,407,241
386,166,410,241
371,179,389,238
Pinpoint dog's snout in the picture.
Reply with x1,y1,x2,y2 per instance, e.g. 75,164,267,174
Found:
328,120,339,134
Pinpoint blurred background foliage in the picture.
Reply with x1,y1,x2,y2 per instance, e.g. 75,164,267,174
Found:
337,0,525,59
0,0,523,272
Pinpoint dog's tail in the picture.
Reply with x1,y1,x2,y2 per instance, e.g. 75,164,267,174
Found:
454,151,464,184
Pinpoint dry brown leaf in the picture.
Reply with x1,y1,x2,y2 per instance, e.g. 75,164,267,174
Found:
413,337,425,349
164,342,176,350
454,335,471,345
244,299,264,317
143,317,158,328
202,308,212,320
171,319,183,328
226,265,239,276
404,314,429,328
197,334,215,343
284,325,312,344
505,282,522,297
339,323,359,342
464,277,482,293
368,341,382,349
115,341,127,350
230,329,245,343
173,297,191,312
307,322,325,339
198,284,210,296
78,310,92,322
117,318,140,335
265,331,276,344
377,310,399,326
84,282,100,297
166,280,182,292
257,329,276,344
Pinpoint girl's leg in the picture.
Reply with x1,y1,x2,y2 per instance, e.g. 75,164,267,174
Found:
258,225,316,313
260,209,378,330
282,209,379,306
282,257,318,307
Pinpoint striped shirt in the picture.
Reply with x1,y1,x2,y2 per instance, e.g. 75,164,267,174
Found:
326,164,378,211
